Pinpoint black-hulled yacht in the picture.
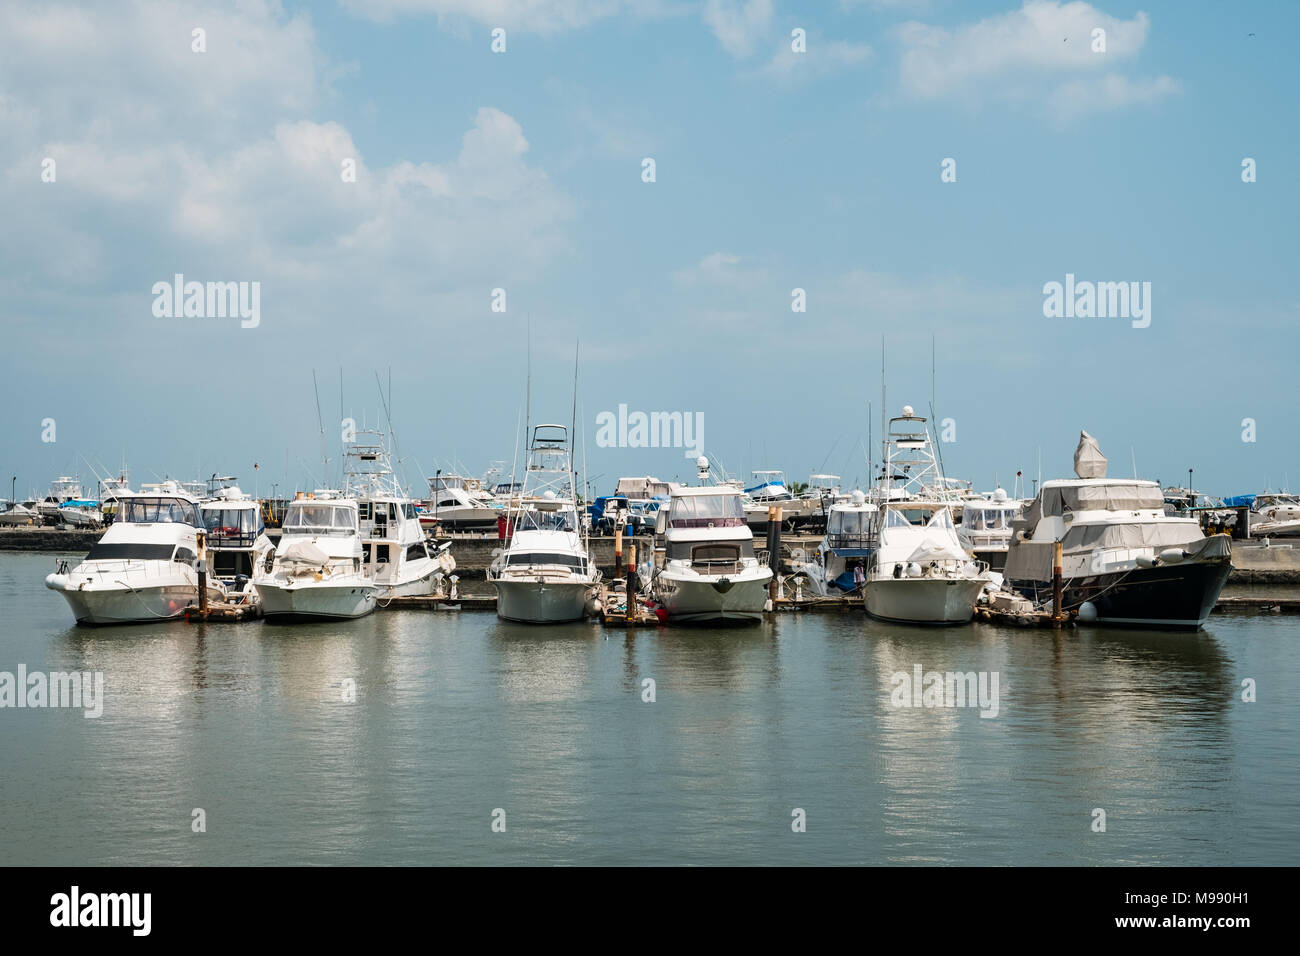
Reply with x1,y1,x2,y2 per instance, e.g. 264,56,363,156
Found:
1003,432,1231,628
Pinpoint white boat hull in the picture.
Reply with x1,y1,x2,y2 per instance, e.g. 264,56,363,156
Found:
58,509,103,529
46,574,217,626
493,578,592,623
374,553,455,598
378,569,438,598
55,584,195,625
864,576,984,625
256,579,377,620
657,570,771,624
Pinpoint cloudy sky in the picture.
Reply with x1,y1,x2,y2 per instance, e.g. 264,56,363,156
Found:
2,0,1296,500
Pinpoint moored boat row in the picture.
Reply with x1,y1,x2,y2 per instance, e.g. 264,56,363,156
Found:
36,402,1237,632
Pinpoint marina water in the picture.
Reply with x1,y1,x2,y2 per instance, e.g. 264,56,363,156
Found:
2,552,1295,866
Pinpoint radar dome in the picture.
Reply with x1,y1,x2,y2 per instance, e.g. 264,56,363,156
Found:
902,405,914,417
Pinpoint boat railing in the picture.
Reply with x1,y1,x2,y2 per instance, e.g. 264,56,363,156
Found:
689,558,747,574
207,530,260,549
826,532,877,550
71,558,187,581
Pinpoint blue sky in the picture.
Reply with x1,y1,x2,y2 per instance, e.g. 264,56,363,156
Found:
2,0,1297,501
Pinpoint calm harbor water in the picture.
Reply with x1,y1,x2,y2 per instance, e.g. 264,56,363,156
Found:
1,551,1296,866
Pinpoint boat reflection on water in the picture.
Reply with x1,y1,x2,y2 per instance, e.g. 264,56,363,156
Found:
486,620,600,704
867,619,1233,863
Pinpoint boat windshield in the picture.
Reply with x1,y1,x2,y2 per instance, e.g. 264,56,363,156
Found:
962,507,1016,531
117,497,202,526
669,494,745,526
883,507,913,529
204,507,261,539
828,509,874,535
430,476,468,493
515,508,577,532
284,503,356,535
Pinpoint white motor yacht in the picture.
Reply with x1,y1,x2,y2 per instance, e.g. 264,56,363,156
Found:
200,478,275,606
0,499,42,526
419,473,504,533
1249,492,1300,537
789,490,878,596
489,424,600,623
346,431,455,597
863,407,989,624
44,481,222,625
56,499,105,529
1003,432,1232,628
650,457,773,624
37,476,83,524
254,492,377,620
957,489,1022,572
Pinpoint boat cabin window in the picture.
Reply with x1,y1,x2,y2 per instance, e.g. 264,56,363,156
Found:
84,542,180,561
402,502,418,520
667,540,754,561
173,547,195,564
406,542,428,562
284,503,356,535
117,497,202,526
358,502,371,520
504,552,588,572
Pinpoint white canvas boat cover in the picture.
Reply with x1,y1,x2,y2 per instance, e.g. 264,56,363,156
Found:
1018,481,1164,526
1074,430,1107,479
278,540,330,565
1004,520,1222,583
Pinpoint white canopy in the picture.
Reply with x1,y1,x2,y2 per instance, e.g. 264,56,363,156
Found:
878,507,969,565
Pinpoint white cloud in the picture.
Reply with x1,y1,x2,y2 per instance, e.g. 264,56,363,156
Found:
761,38,873,81
703,0,774,58
0,2,573,323
1047,72,1180,115
673,252,761,288
894,1,1178,115
339,0,655,33
0,0,321,149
